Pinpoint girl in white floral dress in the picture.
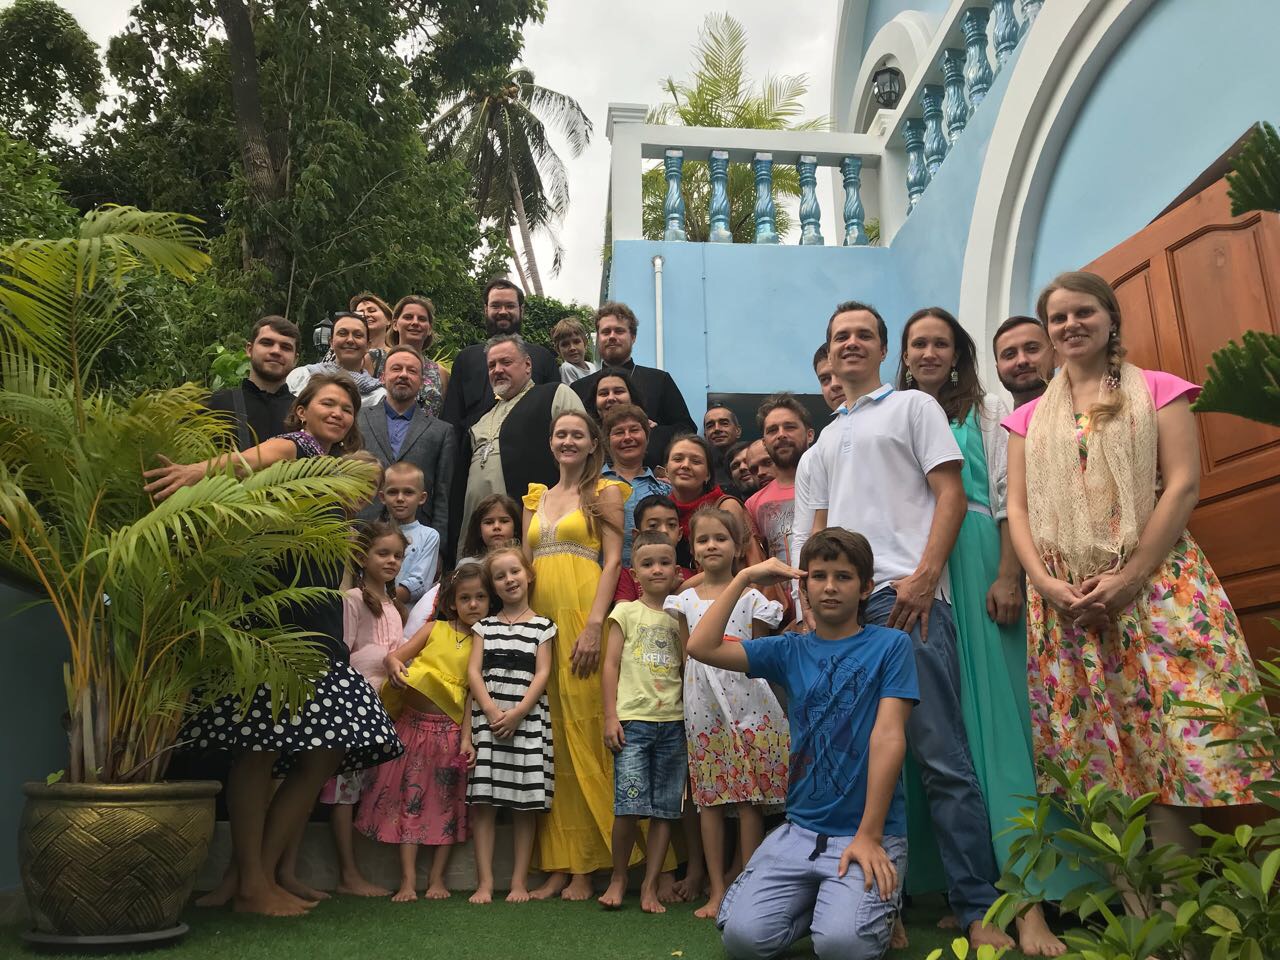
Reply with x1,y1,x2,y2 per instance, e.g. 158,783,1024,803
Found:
665,505,788,920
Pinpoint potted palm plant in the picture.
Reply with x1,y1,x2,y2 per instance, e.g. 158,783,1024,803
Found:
0,207,374,945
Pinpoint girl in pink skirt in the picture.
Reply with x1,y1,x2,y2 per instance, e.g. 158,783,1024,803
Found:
356,563,492,901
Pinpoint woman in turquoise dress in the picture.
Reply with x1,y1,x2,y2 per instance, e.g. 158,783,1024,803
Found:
896,307,1071,957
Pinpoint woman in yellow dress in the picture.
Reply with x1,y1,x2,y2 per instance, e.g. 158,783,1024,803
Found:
524,410,629,900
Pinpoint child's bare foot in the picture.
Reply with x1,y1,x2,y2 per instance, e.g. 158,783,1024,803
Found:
891,917,909,949
530,872,567,901
561,874,594,901
506,885,531,904
693,890,723,919
672,873,704,903
937,914,959,929
598,876,626,909
1016,905,1067,957
277,873,329,902
469,885,493,905
969,919,1016,951
424,882,451,900
194,868,238,908
656,871,678,903
391,884,418,903
336,873,392,897
640,881,666,915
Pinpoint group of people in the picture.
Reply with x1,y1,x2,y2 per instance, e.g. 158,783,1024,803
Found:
141,270,1264,960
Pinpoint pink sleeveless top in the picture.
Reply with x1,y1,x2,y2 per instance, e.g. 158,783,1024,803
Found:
1001,369,1200,436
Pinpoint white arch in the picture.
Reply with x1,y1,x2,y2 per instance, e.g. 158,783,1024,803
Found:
957,0,1159,386
846,11,938,133
830,0,874,131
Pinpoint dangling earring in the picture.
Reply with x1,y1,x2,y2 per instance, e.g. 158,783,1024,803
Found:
949,368,959,384
904,369,914,385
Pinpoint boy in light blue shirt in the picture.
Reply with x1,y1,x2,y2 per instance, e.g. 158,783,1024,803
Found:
382,462,438,603
685,528,918,960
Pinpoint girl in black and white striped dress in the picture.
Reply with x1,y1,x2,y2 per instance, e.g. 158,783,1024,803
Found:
466,545,555,904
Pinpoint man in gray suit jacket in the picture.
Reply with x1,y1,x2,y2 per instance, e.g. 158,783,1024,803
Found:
357,345,455,540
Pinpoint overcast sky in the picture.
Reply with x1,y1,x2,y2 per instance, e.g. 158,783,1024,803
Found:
57,0,836,305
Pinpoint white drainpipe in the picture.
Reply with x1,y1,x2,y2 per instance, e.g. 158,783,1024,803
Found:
652,254,665,370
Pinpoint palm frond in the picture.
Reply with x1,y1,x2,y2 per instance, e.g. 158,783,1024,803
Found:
2,206,377,782
0,207,209,393
1227,122,1280,216
1192,330,1280,427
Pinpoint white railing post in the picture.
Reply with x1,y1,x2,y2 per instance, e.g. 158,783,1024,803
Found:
606,103,648,242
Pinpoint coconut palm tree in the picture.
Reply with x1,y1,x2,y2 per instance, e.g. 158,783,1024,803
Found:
429,66,591,296
641,13,828,243
0,206,376,782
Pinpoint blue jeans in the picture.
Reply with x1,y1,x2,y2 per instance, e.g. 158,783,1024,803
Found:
864,587,999,928
717,822,908,960
613,720,686,819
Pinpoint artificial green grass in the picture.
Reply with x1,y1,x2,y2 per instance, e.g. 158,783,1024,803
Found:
8,893,1030,960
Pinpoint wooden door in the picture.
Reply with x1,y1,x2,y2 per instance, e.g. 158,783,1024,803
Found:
1084,178,1280,661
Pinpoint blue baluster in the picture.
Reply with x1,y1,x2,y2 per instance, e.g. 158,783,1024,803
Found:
941,48,968,146
1020,0,1043,35
962,7,994,114
708,149,732,243
752,153,778,244
662,149,687,242
920,84,947,177
903,119,929,214
797,155,823,245
992,0,1020,71
840,156,868,246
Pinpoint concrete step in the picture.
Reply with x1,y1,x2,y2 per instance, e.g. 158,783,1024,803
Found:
197,821,633,894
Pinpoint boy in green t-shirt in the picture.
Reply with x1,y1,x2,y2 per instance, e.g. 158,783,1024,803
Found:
599,530,686,913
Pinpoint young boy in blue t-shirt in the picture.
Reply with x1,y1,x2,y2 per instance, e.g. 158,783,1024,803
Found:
685,528,918,960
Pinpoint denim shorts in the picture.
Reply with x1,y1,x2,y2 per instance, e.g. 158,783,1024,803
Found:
613,719,687,820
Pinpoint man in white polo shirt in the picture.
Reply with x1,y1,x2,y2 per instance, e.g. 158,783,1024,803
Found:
792,301,1012,952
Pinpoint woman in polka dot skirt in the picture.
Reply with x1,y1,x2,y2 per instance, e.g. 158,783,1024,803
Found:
145,374,404,917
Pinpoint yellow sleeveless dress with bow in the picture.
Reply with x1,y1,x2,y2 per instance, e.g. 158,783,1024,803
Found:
525,479,636,874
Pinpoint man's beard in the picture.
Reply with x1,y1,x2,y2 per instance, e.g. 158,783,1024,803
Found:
999,371,1046,397
485,315,522,336
767,443,804,471
250,359,287,386
389,383,418,404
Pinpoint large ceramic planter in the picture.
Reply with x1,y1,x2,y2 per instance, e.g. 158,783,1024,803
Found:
18,780,219,946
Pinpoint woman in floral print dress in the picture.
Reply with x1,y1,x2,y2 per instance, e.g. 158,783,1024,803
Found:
1004,271,1264,855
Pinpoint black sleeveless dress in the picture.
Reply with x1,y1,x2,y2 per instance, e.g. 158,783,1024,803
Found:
180,431,403,775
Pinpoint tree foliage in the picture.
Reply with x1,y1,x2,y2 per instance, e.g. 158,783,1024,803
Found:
0,0,103,152
641,13,828,243
57,0,545,360
0,132,78,244
430,66,592,295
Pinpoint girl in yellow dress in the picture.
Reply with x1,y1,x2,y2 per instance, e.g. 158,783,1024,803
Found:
523,410,629,900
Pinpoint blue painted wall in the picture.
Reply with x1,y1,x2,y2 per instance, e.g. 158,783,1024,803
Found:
1029,0,1280,300
862,0,951,57
886,49,1018,321
606,49,1018,416
609,241,907,416
0,579,69,892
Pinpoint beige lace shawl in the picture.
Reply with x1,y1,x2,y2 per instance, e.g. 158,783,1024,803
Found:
1024,363,1157,582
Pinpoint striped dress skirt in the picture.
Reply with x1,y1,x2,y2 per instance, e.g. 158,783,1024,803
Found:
466,615,555,812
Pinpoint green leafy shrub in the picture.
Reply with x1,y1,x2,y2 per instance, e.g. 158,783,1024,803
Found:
989,673,1280,960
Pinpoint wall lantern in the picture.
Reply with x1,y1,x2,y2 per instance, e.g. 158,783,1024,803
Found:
313,315,334,357
872,66,904,109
